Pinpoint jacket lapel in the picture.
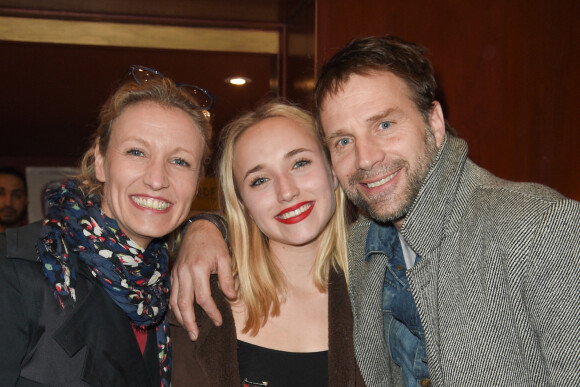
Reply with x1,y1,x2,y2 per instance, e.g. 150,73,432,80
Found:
5,221,42,259
406,248,442,384
352,248,393,384
400,136,469,385
4,222,160,386
53,265,158,387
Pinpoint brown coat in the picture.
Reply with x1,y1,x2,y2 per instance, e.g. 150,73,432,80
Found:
170,268,365,386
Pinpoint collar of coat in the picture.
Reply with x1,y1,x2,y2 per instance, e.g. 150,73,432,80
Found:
400,134,469,257
4,222,161,386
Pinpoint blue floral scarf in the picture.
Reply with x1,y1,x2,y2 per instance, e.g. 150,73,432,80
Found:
38,180,171,386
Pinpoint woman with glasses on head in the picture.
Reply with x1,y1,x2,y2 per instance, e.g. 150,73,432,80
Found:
0,67,213,386
170,101,364,386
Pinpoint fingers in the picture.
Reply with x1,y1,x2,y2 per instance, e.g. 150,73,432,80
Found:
170,260,199,340
217,255,236,300
192,268,223,326
170,217,236,340
169,270,182,322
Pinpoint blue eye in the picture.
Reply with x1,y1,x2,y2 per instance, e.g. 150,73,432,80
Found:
172,158,190,167
379,121,392,130
127,148,144,156
250,177,268,187
338,138,351,147
294,159,311,169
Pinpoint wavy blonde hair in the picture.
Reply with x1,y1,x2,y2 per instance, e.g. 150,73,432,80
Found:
76,77,212,196
218,100,348,335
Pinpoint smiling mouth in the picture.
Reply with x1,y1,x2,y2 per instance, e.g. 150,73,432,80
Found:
275,201,315,224
131,196,171,210
365,170,400,188
277,202,313,220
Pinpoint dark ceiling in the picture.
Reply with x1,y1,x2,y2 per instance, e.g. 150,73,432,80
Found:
0,0,312,174
0,0,307,24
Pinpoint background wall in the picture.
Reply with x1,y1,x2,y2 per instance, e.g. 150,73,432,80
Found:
316,0,580,200
1,0,578,203
0,0,302,176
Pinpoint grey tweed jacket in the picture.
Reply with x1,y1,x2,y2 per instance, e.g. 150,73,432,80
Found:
348,135,580,386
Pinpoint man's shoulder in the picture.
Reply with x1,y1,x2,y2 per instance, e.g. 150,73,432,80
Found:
463,160,575,213
469,161,551,192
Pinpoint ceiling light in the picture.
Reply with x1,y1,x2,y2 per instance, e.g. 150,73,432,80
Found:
226,77,251,86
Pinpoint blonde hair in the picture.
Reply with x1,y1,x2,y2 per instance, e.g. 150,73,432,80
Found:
76,77,212,195
218,100,348,335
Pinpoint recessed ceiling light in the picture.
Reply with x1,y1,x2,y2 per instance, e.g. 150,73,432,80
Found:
225,77,252,86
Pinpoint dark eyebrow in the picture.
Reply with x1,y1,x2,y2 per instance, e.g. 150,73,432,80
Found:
366,108,402,124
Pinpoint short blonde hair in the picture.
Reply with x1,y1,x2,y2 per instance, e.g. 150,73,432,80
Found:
77,77,212,195
218,100,348,335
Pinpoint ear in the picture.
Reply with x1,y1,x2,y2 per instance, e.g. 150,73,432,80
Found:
94,141,106,183
428,101,446,147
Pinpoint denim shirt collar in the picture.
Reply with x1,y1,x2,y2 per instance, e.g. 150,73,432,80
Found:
365,220,399,262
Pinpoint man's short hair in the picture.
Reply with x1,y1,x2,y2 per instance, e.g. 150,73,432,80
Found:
313,35,438,137
0,166,27,191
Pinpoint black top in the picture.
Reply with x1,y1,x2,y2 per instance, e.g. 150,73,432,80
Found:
237,340,328,387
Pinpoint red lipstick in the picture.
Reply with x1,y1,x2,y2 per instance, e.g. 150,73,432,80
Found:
275,201,315,224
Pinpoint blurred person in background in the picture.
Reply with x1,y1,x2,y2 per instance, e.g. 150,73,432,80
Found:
0,166,28,232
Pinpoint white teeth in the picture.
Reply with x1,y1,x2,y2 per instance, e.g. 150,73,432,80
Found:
278,203,312,219
366,171,398,188
131,196,170,210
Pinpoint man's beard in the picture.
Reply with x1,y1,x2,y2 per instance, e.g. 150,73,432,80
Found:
343,127,439,224
0,206,25,227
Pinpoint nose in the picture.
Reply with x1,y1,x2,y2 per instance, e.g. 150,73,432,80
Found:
355,134,385,171
276,173,299,202
2,193,12,206
144,159,170,190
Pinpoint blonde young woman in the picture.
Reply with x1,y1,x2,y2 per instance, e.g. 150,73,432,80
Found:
170,101,364,386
